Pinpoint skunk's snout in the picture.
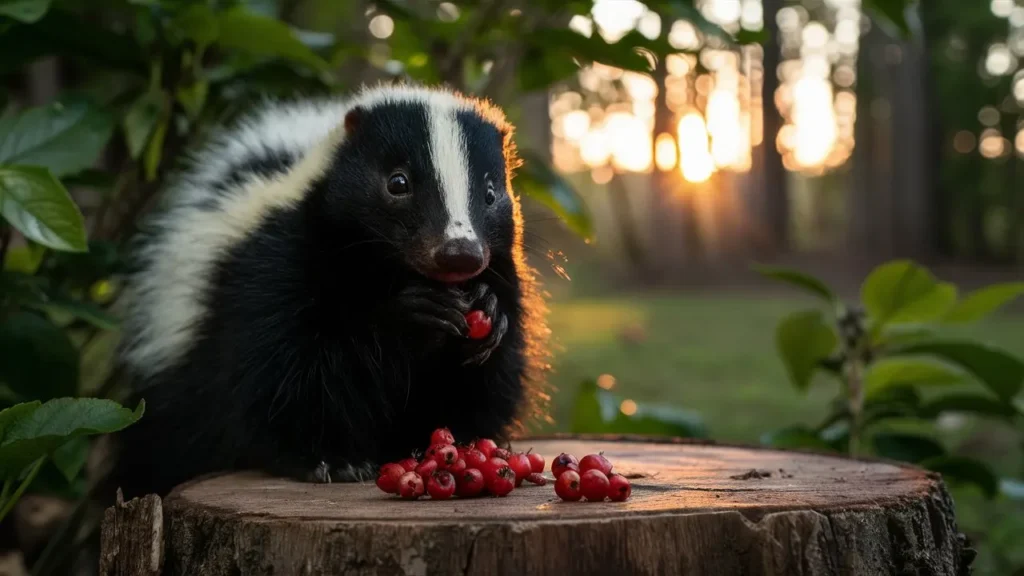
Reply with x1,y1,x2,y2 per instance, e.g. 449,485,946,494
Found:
435,238,485,274
422,237,489,284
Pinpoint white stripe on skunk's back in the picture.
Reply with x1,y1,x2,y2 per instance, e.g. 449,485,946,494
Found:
116,84,492,381
118,99,351,380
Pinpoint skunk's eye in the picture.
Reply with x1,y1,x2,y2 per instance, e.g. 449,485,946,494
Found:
485,181,496,205
387,172,410,196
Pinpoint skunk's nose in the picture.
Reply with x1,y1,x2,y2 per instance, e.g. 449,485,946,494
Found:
434,238,486,275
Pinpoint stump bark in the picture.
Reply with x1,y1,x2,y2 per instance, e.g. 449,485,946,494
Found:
99,436,974,576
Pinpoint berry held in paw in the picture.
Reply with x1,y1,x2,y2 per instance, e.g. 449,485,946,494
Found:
465,310,492,339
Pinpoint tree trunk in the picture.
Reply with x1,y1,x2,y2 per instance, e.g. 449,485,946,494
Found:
100,436,974,576
758,0,788,256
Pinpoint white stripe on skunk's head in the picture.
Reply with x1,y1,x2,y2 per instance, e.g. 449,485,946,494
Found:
323,84,520,285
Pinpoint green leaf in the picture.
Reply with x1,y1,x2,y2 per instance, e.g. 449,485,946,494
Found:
918,394,1019,420
0,166,87,252
569,379,706,438
0,401,41,441
0,99,115,178
942,282,1024,324
861,260,958,327
171,3,219,47
143,117,167,182
863,357,967,399
522,28,652,75
0,397,144,476
892,340,1024,401
176,81,208,120
649,0,734,45
775,309,838,392
760,425,834,452
863,0,911,37
516,149,593,240
871,432,945,463
26,298,120,331
751,265,835,303
0,0,51,23
920,455,998,499
50,435,88,483
570,379,606,433
735,28,768,45
217,7,331,72
0,311,79,403
2,242,46,274
613,402,706,438
123,90,167,159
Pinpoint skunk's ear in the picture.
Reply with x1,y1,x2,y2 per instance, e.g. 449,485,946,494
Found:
344,106,364,134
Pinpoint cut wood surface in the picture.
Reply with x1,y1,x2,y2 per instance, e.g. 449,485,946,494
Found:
101,436,975,576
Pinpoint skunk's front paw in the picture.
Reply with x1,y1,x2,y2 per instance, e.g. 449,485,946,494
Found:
394,285,470,337
303,460,333,484
463,282,509,365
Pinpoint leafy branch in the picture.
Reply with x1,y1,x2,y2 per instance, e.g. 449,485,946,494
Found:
755,259,1024,499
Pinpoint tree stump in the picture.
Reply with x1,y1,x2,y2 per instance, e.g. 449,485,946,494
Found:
99,436,974,576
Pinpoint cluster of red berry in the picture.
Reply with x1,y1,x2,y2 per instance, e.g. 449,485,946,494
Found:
551,452,631,502
375,428,545,500
375,429,632,503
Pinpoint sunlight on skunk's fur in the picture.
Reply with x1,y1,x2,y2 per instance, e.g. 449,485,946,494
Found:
106,83,551,499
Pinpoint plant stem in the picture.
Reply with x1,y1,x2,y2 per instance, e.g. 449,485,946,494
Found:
0,476,12,504
0,222,11,267
846,359,865,456
0,457,46,524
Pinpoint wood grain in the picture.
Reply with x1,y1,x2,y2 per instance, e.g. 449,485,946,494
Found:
102,436,975,576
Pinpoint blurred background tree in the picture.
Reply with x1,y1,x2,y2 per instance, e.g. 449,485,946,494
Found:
2,0,1023,575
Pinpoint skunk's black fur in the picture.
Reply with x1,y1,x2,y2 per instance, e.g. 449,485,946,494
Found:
106,85,550,499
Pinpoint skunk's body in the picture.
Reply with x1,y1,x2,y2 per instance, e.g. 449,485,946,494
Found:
108,84,549,499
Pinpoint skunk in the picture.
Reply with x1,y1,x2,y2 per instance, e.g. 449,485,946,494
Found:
107,83,550,499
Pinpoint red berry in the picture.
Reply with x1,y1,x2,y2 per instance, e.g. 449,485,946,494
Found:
579,453,613,476
432,444,459,469
397,458,418,472
430,427,456,446
427,470,456,500
555,470,582,501
607,473,631,502
525,472,547,486
415,458,438,478
397,471,425,499
463,449,487,469
376,463,406,494
475,439,498,458
481,457,509,486
456,469,485,498
551,453,580,478
507,453,533,487
580,469,610,502
526,450,545,473
487,466,516,496
465,310,492,340
449,458,467,474
491,447,512,461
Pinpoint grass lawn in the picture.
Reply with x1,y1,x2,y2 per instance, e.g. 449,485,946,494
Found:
543,293,1024,576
